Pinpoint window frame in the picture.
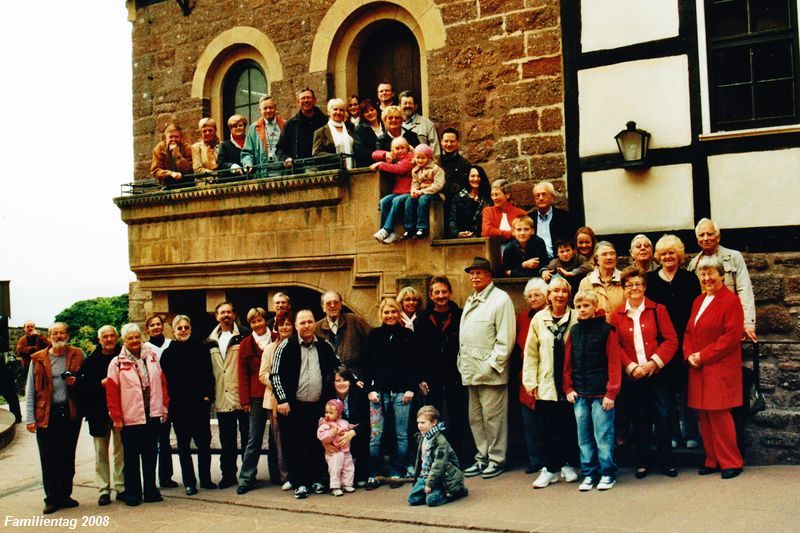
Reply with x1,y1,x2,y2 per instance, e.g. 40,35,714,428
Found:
221,60,268,138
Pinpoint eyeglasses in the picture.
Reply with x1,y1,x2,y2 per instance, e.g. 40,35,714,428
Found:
624,282,645,289
176,325,191,331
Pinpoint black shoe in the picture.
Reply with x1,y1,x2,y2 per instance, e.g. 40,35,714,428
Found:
218,477,237,489
448,487,469,501
698,466,720,475
635,467,648,479
524,464,542,474
293,486,309,499
236,484,252,495
662,466,678,478
160,479,179,488
401,230,413,240
125,498,141,507
116,491,127,501
42,503,59,515
185,486,198,496
98,494,112,506
311,482,326,494
200,481,218,490
364,477,382,491
413,228,429,239
143,492,163,503
61,497,79,508
721,468,742,479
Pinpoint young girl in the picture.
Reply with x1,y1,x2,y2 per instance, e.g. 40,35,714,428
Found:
317,399,358,496
371,137,414,244
403,144,444,239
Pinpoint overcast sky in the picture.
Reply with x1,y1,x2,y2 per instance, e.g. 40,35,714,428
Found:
0,2,134,327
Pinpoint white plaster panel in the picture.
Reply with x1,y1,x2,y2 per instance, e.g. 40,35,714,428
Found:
581,0,679,52
578,56,692,157
708,149,800,229
582,164,695,234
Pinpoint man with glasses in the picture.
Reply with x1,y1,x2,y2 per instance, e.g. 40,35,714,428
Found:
315,291,371,380
528,181,576,260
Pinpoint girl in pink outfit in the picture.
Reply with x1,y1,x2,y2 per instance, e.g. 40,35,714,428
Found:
317,399,358,496
371,136,415,244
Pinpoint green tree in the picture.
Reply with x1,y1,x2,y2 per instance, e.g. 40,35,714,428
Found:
55,294,129,351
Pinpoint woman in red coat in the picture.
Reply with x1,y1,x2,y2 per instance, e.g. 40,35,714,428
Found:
683,256,744,479
611,267,678,479
481,179,526,241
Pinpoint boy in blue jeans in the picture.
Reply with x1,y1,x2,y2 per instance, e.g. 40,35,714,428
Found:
408,406,468,507
563,290,622,491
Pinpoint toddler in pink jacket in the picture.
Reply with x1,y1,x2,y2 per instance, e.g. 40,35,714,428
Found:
317,399,358,496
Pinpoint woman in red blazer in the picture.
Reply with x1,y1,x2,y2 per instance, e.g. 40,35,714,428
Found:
683,256,744,479
611,267,678,479
481,179,526,241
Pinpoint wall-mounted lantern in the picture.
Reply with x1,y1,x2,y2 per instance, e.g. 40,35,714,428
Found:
615,121,651,169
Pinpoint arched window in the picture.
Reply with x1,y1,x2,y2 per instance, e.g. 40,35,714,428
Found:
222,60,267,136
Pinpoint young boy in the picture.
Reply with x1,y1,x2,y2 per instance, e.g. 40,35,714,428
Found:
407,406,468,507
562,290,621,491
541,239,592,293
371,136,415,244
501,215,548,277
403,144,445,240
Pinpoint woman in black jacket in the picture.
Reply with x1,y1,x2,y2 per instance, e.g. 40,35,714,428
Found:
353,99,384,167
159,315,216,496
363,297,421,488
447,165,492,238
330,366,370,486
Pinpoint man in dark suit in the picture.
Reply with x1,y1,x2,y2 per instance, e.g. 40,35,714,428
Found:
529,181,576,260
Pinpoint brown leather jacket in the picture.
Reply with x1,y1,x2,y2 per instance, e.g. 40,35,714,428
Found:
30,347,84,428
15,333,50,368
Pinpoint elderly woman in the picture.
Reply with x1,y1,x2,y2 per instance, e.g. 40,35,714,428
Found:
191,117,219,175
217,114,248,175
363,297,421,489
630,234,656,272
447,165,492,238
577,241,624,321
610,267,679,478
646,234,702,448
313,98,355,169
106,323,168,506
143,315,177,489
159,315,216,495
481,179,527,242
687,218,756,342
236,308,274,494
522,276,580,488
516,278,550,474
684,256,745,479
331,366,370,486
258,313,294,490
375,105,420,151
353,98,385,167
150,123,193,188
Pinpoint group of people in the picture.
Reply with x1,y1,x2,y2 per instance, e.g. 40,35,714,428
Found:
19,210,755,514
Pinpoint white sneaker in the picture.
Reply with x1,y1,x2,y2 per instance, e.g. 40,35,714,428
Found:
342,486,355,493
561,465,578,483
597,476,616,491
281,481,293,491
331,488,344,497
686,439,699,449
578,476,595,492
374,229,389,242
383,232,399,244
532,468,559,489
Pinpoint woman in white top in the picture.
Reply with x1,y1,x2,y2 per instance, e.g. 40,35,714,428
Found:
312,98,354,169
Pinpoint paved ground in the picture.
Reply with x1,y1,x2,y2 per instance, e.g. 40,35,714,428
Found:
1,405,798,532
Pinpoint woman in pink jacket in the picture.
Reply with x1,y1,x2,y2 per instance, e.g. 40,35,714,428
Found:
107,323,169,506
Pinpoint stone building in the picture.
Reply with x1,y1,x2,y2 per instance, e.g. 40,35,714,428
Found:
118,0,799,462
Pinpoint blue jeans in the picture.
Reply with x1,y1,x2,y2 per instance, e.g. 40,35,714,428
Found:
369,392,411,477
573,396,617,479
407,476,447,507
403,194,435,230
380,194,409,232
238,400,269,486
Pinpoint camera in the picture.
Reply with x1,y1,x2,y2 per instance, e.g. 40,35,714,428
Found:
60,371,73,380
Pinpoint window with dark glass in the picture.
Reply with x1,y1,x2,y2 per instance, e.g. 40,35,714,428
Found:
706,0,800,131
222,60,267,137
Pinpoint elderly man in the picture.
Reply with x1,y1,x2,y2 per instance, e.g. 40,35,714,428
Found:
687,218,757,341
75,326,125,506
241,95,285,178
529,181,577,260
275,88,328,169
150,123,194,188
630,234,656,272
377,82,396,112
25,323,85,514
398,90,440,157
315,291,371,379
208,302,250,489
268,292,292,338
271,309,341,499
15,321,49,369
458,258,516,479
